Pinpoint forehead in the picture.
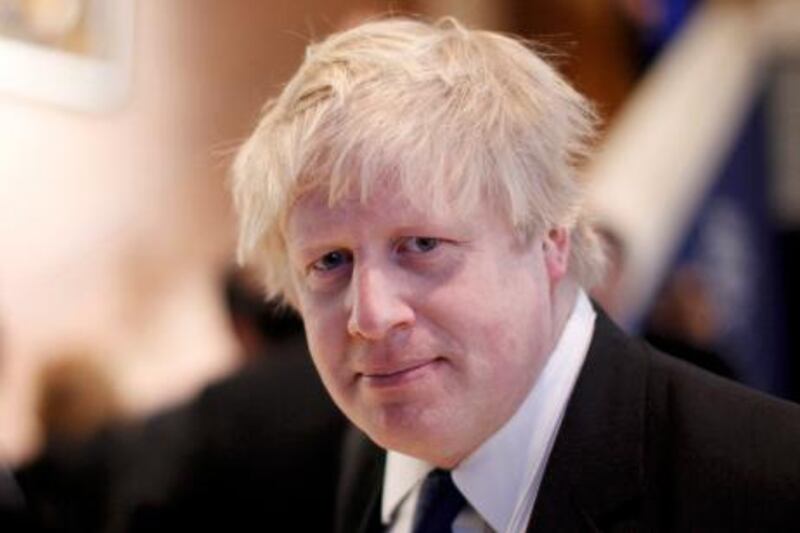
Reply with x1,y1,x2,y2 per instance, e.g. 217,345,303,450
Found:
284,180,506,247
287,184,443,238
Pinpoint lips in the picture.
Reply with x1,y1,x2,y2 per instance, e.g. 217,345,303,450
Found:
358,358,443,389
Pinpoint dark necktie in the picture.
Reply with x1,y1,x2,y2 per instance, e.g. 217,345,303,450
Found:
411,469,466,533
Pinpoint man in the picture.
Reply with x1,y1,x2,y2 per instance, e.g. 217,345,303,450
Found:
233,17,800,531
11,275,346,533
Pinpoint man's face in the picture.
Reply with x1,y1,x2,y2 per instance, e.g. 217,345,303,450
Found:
285,182,568,467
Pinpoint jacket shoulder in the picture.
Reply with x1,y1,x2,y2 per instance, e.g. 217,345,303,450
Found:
639,340,800,525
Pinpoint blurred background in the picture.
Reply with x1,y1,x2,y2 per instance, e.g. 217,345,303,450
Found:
0,0,798,465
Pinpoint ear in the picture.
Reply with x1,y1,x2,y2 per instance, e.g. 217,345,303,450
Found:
542,227,570,283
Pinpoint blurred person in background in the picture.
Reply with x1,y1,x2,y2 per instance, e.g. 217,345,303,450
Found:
12,266,346,532
642,264,739,380
232,15,800,531
35,351,123,446
592,227,739,381
224,266,305,363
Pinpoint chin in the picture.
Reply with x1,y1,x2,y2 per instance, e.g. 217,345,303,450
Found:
359,406,465,466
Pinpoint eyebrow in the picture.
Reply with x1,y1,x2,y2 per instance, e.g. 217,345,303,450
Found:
285,237,338,266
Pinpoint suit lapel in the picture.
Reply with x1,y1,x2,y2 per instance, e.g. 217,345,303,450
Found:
336,425,385,533
529,309,648,531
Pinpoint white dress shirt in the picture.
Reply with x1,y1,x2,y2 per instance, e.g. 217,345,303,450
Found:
382,290,597,533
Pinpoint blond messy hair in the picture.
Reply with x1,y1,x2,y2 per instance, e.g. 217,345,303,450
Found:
233,16,606,304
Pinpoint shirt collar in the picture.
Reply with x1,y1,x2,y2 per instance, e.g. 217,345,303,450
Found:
382,290,596,530
381,450,432,525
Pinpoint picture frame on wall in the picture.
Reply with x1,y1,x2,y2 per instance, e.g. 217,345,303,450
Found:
0,0,134,112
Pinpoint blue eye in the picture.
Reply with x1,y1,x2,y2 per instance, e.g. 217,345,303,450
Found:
403,237,440,253
311,250,352,272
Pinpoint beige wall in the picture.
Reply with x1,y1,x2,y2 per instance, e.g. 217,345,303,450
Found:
0,0,393,464
418,0,511,29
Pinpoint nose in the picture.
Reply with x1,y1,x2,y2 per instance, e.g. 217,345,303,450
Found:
347,263,415,340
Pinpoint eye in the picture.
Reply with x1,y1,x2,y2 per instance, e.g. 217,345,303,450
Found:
400,236,440,254
310,249,352,272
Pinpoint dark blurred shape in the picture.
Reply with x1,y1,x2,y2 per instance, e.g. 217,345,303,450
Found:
779,229,800,402
591,227,739,381
615,0,702,72
0,465,28,532
35,352,122,445
223,267,304,360
13,268,347,532
510,0,638,121
643,265,739,380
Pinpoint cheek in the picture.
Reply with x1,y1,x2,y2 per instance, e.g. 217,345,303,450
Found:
478,317,536,367
465,313,549,419
300,303,347,369
466,286,551,380
430,266,542,358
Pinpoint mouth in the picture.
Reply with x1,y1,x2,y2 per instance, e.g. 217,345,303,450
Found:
358,358,443,389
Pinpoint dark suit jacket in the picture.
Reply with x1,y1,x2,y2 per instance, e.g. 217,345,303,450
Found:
336,311,800,532
15,335,347,533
